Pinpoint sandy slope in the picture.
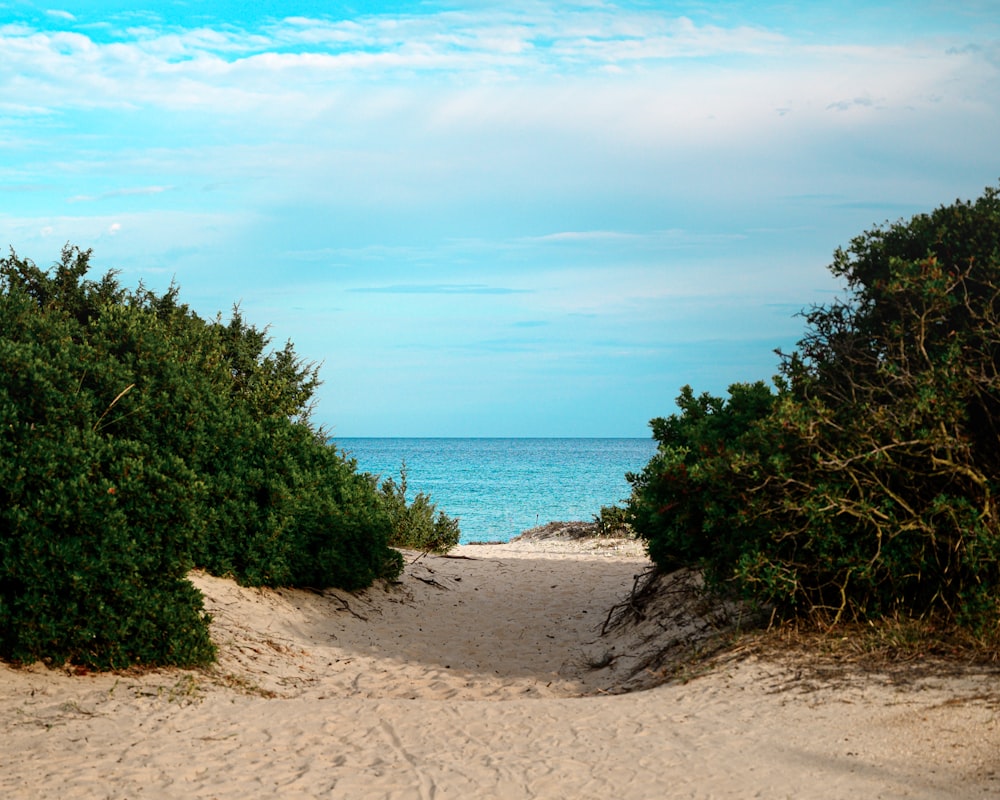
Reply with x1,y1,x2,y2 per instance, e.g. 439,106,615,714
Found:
2,537,999,799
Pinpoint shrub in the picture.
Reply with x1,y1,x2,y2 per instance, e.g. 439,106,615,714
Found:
0,262,213,668
629,184,1000,633
0,246,409,668
378,463,461,554
593,504,633,537
626,381,777,576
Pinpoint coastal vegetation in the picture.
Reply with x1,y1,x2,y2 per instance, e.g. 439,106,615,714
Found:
593,504,633,538
628,184,1000,642
378,463,462,554
0,246,455,670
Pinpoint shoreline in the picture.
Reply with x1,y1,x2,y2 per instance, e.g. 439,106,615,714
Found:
3,535,999,798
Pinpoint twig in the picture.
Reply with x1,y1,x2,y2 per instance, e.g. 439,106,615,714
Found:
602,566,657,634
414,576,449,590
328,593,368,621
93,383,135,432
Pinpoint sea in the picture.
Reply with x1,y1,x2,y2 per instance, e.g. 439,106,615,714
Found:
334,438,660,544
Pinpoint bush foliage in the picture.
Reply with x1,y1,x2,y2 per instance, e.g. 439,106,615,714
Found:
377,463,461,554
0,246,438,669
628,185,1000,633
593,504,633,537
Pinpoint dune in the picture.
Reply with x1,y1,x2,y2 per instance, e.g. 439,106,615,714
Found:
2,535,999,799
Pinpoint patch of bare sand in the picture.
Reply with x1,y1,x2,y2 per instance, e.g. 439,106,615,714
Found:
2,536,999,799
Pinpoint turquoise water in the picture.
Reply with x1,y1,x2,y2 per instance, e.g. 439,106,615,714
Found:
335,438,659,544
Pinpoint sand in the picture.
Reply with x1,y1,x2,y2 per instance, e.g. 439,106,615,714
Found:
2,535,999,799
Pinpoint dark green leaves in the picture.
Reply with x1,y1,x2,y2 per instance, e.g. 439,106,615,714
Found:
630,184,1000,633
0,247,405,668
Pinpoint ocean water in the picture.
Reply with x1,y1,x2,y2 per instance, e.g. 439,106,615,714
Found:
335,438,659,544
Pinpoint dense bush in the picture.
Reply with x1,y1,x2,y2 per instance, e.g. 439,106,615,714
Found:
629,185,1000,632
377,463,461,554
627,381,776,576
0,246,416,668
593,504,633,537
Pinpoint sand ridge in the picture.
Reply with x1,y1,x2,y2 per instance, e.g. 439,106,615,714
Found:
191,538,654,700
3,536,999,799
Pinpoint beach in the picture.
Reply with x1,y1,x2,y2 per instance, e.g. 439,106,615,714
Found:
2,535,998,799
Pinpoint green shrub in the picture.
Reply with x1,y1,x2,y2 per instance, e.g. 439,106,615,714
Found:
593,505,632,537
629,184,1000,633
377,463,461,554
0,268,213,668
0,245,408,668
626,381,776,576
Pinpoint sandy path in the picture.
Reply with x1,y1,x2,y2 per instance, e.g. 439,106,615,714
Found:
2,539,999,799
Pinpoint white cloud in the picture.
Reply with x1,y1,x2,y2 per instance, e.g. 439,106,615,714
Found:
68,185,174,203
2,3,997,435
3,8,972,118
0,210,245,274
530,230,640,242
0,4,990,205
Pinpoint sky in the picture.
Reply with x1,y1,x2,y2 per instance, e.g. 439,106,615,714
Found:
1,1,998,437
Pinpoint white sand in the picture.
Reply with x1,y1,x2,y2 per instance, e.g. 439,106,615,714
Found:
2,537,998,799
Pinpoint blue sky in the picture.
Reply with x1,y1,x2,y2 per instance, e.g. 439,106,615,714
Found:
2,1,998,436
